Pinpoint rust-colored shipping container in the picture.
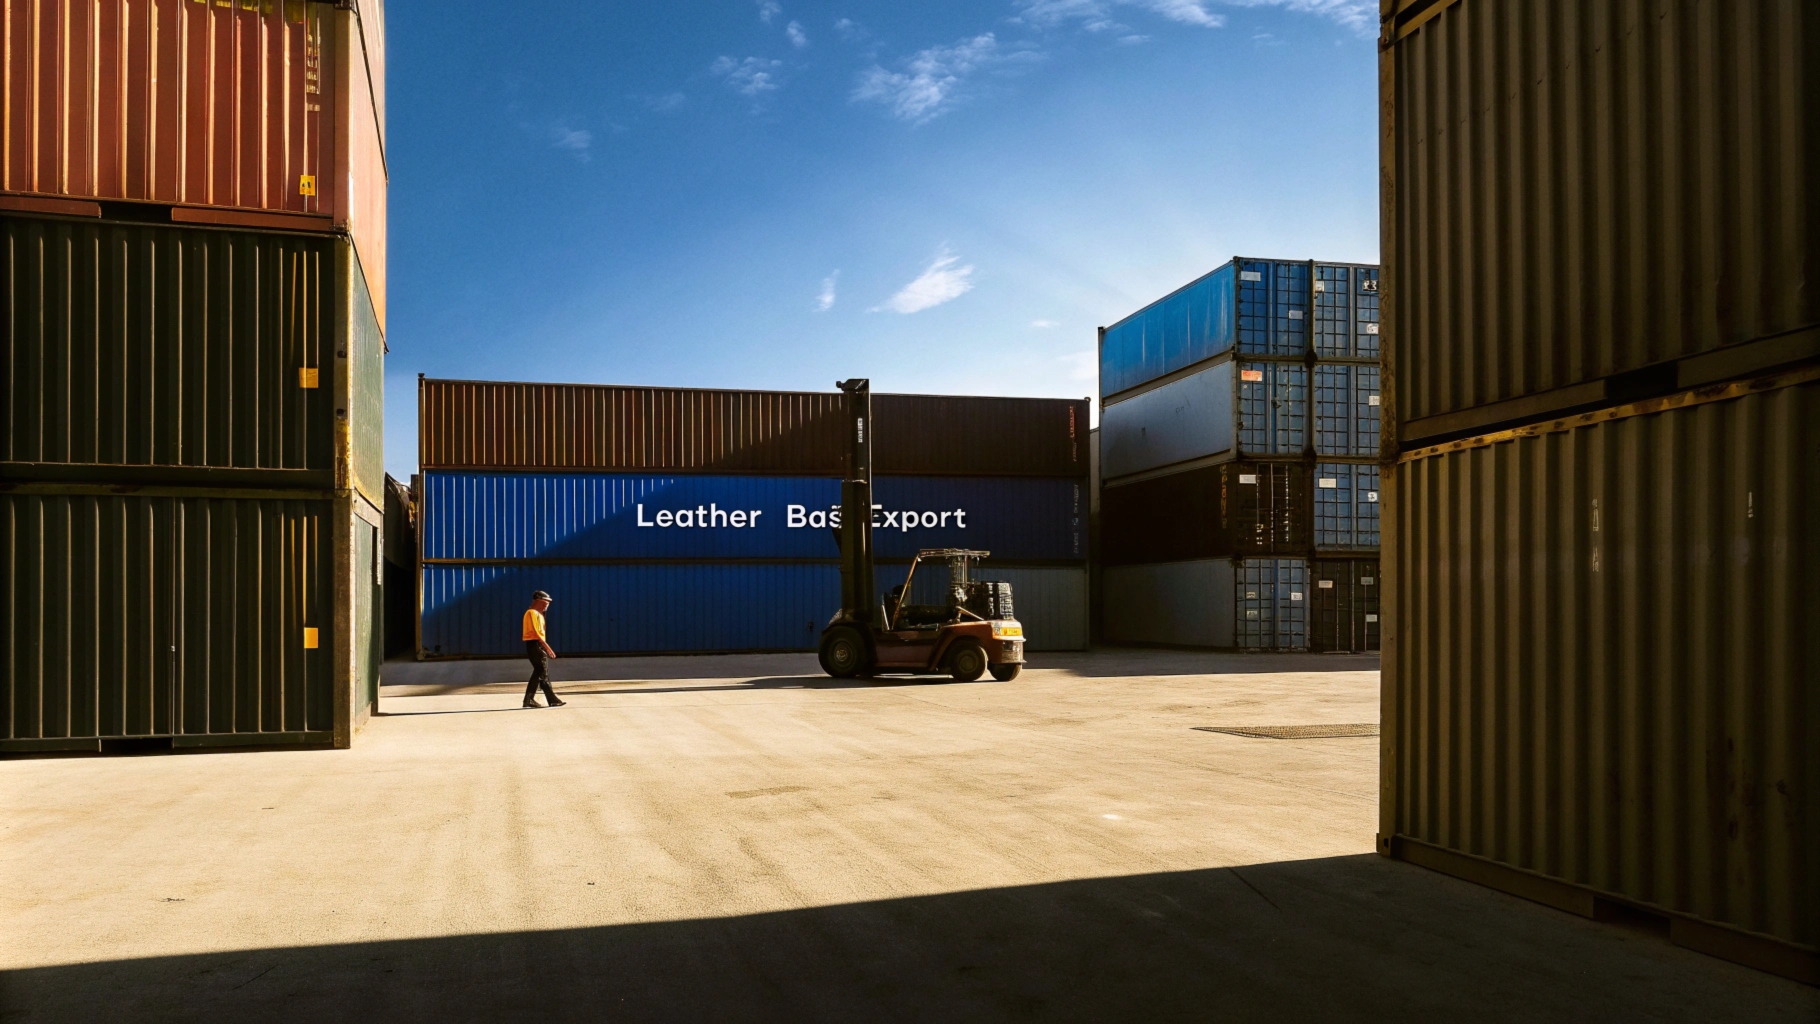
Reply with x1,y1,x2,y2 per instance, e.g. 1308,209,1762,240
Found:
1,0,388,328
1380,0,1817,447
418,379,1090,479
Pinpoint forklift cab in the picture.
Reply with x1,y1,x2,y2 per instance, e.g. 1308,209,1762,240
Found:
868,549,1025,681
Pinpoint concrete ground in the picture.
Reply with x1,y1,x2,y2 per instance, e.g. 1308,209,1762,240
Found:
2,649,1811,1022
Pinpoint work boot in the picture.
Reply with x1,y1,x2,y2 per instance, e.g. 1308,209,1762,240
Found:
548,698,567,707
523,699,543,709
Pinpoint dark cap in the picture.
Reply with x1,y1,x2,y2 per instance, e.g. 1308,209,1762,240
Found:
531,590,553,602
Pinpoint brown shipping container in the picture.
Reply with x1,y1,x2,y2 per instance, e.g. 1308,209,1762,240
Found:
1,0,388,328
1100,462,1309,566
1380,0,1817,444
417,379,1090,479
1310,558,1378,654
1380,375,1819,979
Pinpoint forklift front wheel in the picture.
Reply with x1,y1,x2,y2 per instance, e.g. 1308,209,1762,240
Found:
819,626,871,678
988,662,1021,682
947,642,987,682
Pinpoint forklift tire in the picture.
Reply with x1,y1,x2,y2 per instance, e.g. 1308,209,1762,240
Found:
819,626,871,678
947,642,987,682
988,662,1021,682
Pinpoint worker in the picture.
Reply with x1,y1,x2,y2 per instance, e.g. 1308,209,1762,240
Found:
522,590,565,708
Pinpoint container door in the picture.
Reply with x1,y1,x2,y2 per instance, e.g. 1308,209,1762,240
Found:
1274,559,1308,650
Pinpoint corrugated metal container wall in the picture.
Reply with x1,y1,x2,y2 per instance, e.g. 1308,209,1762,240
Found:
1100,462,1308,565
418,472,1085,563
1235,558,1308,650
1311,558,1378,654
421,562,1087,656
418,380,1087,479
4,217,334,479
348,256,385,505
0,0,389,326
1381,380,1818,966
1099,363,1233,480
1382,0,1817,433
1236,362,1307,455
1103,559,1236,649
1314,462,1380,550
2,493,335,750
1313,364,1381,457
1313,264,1380,359
1100,263,1235,397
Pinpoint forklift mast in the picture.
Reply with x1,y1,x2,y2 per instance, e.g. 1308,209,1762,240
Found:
834,378,877,629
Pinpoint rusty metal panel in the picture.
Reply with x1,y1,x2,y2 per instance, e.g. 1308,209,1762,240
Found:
1,492,336,748
418,380,1089,478
1381,0,1817,427
3,215,334,478
0,0,387,328
1381,382,1818,952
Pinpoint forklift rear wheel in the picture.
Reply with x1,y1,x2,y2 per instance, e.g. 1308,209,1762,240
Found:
948,642,987,682
988,662,1021,682
819,627,870,678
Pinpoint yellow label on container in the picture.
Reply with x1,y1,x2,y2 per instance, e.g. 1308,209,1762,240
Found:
303,627,319,649
299,367,319,388
299,174,316,196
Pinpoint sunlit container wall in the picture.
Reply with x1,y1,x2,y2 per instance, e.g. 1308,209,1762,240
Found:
1380,0,1817,982
416,380,1091,656
0,0,389,325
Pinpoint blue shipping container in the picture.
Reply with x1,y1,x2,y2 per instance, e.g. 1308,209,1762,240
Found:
1101,258,1311,398
1312,364,1381,457
1313,264,1381,359
421,562,1087,656
421,473,1086,563
1314,463,1381,550
1100,360,1308,481
1237,362,1308,456
1235,558,1309,650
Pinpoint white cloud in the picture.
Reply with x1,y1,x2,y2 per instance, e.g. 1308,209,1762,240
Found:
1031,319,1060,328
853,33,1035,123
1017,0,1377,33
871,248,975,314
756,0,781,24
550,125,591,161
1059,351,1097,381
786,20,808,48
816,272,839,312
711,56,783,97
1226,0,1377,32
834,18,863,41
644,92,686,112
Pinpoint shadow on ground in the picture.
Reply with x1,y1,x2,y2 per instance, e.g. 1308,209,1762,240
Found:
380,648,1380,694
5,855,1808,1023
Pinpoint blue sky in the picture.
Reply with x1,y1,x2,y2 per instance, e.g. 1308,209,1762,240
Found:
384,0,1380,477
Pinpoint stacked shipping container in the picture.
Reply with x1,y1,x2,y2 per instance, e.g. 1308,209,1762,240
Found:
1379,0,1816,983
416,380,1090,656
1098,257,1381,651
1,0,386,753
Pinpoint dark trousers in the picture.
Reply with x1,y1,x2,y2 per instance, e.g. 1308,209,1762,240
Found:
525,641,557,703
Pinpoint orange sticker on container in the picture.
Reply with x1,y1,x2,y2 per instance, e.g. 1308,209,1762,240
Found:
299,174,316,196
303,627,319,649
1241,369,1264,382
299,367,319,388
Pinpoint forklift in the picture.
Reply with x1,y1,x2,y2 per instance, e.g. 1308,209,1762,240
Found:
817,379,1027,682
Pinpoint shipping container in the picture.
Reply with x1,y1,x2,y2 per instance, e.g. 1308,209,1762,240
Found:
382,473,416,658
2,492,335,750
2,214,387,509
418,472,1085,563
1310,558,1378,653
1235,558,1308,650
418,379,1089,479
1380,0,1816,444
1099,360,1307,481
420,563,1086,656
1100,461,1308,566
1313,263,1380,360
1103,559,1235,649
1313,462,1379,551
1380,375,1817,980
1100,258,1316,399
1,0,390,326
1313,363,1381,457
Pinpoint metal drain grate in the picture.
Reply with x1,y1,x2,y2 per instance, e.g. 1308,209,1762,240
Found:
1194,724,1379,739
